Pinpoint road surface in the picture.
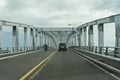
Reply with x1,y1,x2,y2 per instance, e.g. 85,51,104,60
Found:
33,49,118,80
0,50,54,80
0,49,119,80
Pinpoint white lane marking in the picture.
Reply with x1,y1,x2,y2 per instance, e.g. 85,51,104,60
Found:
74,50,120,80
0,50,42,60
75,48,120,73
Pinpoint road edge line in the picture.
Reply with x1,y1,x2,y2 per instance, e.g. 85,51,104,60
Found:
0,50,43,61
73,49,120,80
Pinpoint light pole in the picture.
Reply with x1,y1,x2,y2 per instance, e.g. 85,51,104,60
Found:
68,24,77,46
68,24,77,27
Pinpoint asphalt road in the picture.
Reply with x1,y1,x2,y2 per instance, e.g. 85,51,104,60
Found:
0,49,119,80
33,49,118,80
0,50,54,80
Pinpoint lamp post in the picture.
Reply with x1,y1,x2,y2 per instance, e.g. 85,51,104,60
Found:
68,24,77,27
68,24,77,46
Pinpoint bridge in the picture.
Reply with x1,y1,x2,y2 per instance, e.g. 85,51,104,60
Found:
0,14,120,80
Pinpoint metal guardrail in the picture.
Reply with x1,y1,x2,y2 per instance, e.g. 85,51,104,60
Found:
78,46,120,57
0,46,41,54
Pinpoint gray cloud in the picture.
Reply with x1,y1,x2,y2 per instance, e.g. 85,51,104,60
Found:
93,0,120,12
0,0,120,27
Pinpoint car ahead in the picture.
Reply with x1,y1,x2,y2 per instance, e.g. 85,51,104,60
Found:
58,43,67,51
43,44,48,51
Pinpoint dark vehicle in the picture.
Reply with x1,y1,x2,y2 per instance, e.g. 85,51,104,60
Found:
58,43,67,51
43,44,48,51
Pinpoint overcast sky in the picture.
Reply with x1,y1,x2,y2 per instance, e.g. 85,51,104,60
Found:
0,0,120,27
1,0,120,47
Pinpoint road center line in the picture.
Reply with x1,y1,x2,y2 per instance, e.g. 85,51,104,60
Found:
19,50,57,80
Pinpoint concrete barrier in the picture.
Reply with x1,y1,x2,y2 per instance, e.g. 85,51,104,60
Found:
73,49,120,75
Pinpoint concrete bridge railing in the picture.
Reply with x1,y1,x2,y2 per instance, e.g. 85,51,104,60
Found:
78,46,120,57
77,14,120,48
0,46,41,54
0,20,78,53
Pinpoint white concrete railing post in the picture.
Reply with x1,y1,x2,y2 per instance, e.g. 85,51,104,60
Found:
115,15,120,48
35,29,38,49
12,26,19,52
98,23,104,47
47,37,50,47
76,28,80,47
83,27,87,46
44,32,46,44
24,27,27,51
30,28,35,50
38,32,40,47
41,31,44,47
39,32,42,47
88,25,94,46
75,33,77,46
79,28,82,47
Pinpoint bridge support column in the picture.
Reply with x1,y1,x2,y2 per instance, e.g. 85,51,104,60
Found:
35,29,38,49
77,35,80,46
0,25,2,49
44,32,46,44
98,23,104,47
47,37,50,47
77,29,80,46
49,38,51,47
44,32,47,44
75,34,77,46
88,25,94,46
40,28,43,47
79,28,82,47
30,28,35,50
41,31,44,46
71,37,73,46
50,38,52,47
12,26,19,51
38,32,41,47
40,32,43,47
115,15,120,47
24,27,27,51
83,27,87,46
39,32,42,47
50,40,54,48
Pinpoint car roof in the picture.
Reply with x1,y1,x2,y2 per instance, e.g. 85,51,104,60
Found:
59,43,66,45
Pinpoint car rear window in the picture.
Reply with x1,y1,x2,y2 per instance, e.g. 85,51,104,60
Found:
59,43,66,46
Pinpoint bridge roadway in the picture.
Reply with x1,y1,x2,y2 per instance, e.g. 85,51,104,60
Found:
0,49,119,80
33,49,119,80
0,49,54,80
